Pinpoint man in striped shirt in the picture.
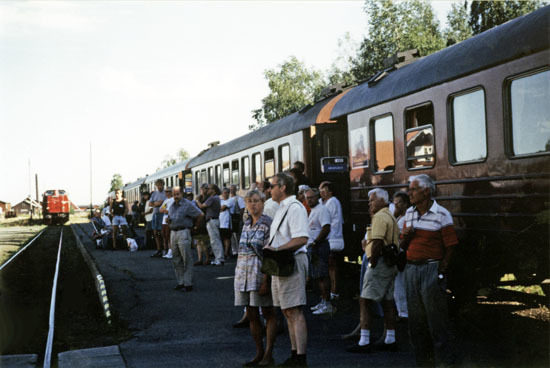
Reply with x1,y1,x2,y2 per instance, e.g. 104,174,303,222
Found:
400,174,458,367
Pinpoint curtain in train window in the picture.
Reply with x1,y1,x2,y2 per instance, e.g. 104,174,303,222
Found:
231,160,239,188
372,115,395,172
451,89,487,163
278,144,290,172
264,149,275,178
405,103,435,169
242,156,250,189
223,163,230,188
252,153,262,183
509,69,550,156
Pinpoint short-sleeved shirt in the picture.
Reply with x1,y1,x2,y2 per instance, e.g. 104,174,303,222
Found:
204,195,221,219
150,190,167,214
307,204,331,244
323,196,344,248
234,214,272,292
402,200,458,261
366,207,399,258
231,195,245,214
264,198,279,220
220,197,235,229
161,197,175,225
144,202,154,222
168,198,202,230
269,196,309,254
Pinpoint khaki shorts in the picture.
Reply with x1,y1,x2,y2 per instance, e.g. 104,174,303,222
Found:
235,290,273,307
271,253,308,310
361,257,397,302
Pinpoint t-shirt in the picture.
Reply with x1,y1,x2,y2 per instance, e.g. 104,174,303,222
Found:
264,198,279,220
307,204,331,244
204,195,221,219
220,197,235,229
161,197,175,225
144,202,154,222
323,196,344,250
150,190,167,214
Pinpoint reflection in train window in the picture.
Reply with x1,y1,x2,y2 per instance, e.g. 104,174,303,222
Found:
509,69,550,156
231,160,239,188
265,149,275,178
405,103,435,169
215,165,221,186
223,163,230,188
372,115,394,172
451,89,487,163
252,153,262,183
278,144,290,172
242,156,250,189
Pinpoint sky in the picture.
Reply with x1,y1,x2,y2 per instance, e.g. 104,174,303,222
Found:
0,0,454,206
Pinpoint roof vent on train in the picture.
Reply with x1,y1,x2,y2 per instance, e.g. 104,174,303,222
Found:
368,49,421,87
208,141,220,149
318,83,345,100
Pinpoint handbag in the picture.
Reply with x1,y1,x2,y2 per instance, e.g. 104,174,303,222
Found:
381,214,400,267
260,203,298,277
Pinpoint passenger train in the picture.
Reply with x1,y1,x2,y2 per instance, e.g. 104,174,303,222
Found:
118,7,549,297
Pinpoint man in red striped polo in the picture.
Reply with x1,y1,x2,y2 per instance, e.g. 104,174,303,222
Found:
401,174,458,367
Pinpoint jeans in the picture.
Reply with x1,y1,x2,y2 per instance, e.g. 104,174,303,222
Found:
206,219,224,263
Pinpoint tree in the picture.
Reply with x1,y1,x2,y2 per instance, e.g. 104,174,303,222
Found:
110,173,123,192
158,148,190,171
444,1,473,46
351,0,445,81
469,0,546,35
250,56,325,130
326,32,359,86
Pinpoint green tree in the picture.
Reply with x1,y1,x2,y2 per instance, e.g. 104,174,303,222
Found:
250,56,325,130
110,173,123,192
469,0,546,35
351,0,445,81
158,148,190,171
444,1,473,46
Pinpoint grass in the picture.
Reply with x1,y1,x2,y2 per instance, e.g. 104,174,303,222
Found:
499,273,545,296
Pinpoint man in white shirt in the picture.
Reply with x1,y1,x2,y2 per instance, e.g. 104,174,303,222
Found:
264,173,309,367
159,188,175,258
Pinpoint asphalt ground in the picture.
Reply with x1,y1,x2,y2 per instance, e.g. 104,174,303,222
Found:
72,223,416,368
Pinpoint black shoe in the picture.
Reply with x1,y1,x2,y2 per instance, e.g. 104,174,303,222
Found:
233,319,249,328
174,284,185,290
346,343,372,354
185,286,193,292
151,251,162,258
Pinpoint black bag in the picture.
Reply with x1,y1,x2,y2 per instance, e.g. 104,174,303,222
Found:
261,248,295,277
396,250,407,272
382,243,399,267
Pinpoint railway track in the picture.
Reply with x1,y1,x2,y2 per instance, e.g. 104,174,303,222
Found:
0,226,114,366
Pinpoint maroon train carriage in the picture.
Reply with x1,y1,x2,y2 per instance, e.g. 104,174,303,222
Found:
42,189,70,224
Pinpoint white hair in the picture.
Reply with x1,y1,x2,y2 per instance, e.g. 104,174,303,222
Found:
409,174,436,196
368,188,389,204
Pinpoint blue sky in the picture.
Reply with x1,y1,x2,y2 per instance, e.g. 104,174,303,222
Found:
0,1,453,205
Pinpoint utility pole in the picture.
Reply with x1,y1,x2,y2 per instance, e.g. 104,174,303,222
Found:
90,142,93,217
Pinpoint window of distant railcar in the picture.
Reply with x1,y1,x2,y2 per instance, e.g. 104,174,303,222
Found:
215,165,221,186
265,149,275,178
223,163,230,188
371,115,395,173
242,156,250,189
506,69,550,157
200,170,207,188
195,172,200,194
449,88,487,163
231,160,239,188
45,190,55,196
208,167,214,184
252,153,262,183
405,103,435,169
278,144,290,172
59,190,66,195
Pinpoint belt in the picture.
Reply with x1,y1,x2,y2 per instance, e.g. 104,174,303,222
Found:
407,258,440,265
171,227,190,231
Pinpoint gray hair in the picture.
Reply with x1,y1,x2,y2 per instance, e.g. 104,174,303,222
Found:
274,173,295,196
409,174,435,196
244,189,265,201
368,188,389,204
306,188,320,197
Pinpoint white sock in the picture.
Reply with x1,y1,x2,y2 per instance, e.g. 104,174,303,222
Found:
358,329,370,346
385,329,395,344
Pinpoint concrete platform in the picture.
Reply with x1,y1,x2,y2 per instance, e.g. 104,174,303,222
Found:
0,354,38,368
58,345,125,368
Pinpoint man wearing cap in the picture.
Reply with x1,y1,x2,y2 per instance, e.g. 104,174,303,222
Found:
168,186,204,292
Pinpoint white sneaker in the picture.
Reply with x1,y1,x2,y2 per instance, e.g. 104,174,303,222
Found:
312,302,333,315
162,249,167,256
310,300,325,311
163,249,173,259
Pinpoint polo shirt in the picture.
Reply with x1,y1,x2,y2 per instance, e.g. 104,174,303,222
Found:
366,207,399,258
269,196,309,254
402,200,458,261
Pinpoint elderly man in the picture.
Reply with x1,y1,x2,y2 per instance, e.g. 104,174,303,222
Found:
264,173,309,367
168,186,204,292
401,174,458,366
347,188,399,353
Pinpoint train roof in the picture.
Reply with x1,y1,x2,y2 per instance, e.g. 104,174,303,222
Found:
142,159,191,184
187,90,348,168
331,5,550,119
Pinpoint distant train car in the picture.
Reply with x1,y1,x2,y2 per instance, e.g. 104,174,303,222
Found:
42,189,70,224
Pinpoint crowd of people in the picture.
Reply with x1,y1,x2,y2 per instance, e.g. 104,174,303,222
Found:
91,162,458,367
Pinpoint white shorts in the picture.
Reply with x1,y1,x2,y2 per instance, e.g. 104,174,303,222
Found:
112,215,128,226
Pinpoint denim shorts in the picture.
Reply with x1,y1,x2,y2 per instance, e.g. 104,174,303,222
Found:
307,240,330,279
112,215,128,226
152,213,163,231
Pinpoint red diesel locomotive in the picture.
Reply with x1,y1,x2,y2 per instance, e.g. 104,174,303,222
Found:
42,189,70,224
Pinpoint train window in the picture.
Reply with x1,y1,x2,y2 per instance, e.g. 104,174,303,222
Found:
223,163,230,188
215,165,221,186
278,144,290,172
45,190,55,196
185,173,193,193
200,170,207,186
350,126,369,169
405,103,435,169
195,172,200,194
507,69,550,156
208,167,214,184
264,149,275,178
231,160,239,188
450,88,487,163
252,153,262,183
322,129,347,157
371,115,395,172
241,156,250,189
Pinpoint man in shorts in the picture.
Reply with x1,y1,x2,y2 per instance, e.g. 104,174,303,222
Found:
347,188,399,353
150,179,167,258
